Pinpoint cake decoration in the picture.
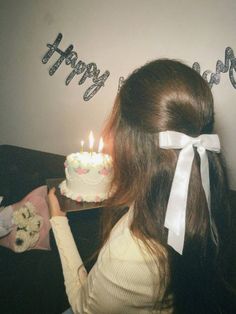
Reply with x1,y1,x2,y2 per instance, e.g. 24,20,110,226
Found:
59,131,112,203
76,167,90,175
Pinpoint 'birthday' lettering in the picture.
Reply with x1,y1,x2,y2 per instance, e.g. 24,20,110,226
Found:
192,47,236,89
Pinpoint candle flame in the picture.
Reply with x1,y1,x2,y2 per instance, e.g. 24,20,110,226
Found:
98,137,104,153
80,140,84,153
89,131,94,151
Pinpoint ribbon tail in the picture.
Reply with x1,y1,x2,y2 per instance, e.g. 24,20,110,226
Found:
165,145,194,254
167,208,186,254
198,147,219,246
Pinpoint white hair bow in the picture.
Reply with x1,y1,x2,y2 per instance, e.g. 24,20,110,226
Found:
159,131,221,254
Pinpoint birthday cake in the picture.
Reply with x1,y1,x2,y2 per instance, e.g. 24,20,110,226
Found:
59,152,112,202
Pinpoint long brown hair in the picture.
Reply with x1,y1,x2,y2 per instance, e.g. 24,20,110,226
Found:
101,59,235,313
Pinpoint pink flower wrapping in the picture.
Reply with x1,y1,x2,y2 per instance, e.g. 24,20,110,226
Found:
0,186,51,252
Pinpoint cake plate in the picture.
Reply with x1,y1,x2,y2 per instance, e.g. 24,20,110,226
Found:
46,178,104,212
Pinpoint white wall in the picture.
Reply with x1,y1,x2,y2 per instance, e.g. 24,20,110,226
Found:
0,0,236,189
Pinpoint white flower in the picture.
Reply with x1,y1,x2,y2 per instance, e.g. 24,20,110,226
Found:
12,202,38,229
12,210,28,228
12,202,43,252
18,204,31,218
14,229,31,253
24,202,36,215
26,215,43,233
28,231,40,248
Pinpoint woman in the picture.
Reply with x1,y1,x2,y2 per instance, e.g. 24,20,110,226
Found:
49,59,235,313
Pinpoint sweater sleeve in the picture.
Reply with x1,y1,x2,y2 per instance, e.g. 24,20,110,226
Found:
50,216,88,313
50,216,165,314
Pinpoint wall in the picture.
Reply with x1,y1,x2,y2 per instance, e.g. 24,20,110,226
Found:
0,0,236,188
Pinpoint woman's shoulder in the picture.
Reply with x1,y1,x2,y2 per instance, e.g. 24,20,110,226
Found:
93,210,171,309
95,214,171,308
99,211,160,263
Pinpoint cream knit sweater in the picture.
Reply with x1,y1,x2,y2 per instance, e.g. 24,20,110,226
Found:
50,208,173,314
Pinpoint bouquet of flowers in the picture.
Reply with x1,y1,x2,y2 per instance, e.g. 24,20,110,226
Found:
12,202,43,252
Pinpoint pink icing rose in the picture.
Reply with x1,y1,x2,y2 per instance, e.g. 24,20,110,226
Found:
99,168,110,176
95,196,101,202
76,167,89,175
76,196,83,202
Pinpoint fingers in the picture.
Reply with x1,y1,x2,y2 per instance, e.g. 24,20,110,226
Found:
47,187,66,217
49,187,56,196
48,187,59,205
48,188,58,202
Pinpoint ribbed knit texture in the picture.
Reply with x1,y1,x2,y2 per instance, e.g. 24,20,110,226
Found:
50,209,173,314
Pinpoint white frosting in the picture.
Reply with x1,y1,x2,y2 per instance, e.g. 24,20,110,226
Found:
59,152,112,202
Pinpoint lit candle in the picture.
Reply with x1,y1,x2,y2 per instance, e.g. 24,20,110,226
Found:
98,137,104,153
80,140,84,153
89,131,94,154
